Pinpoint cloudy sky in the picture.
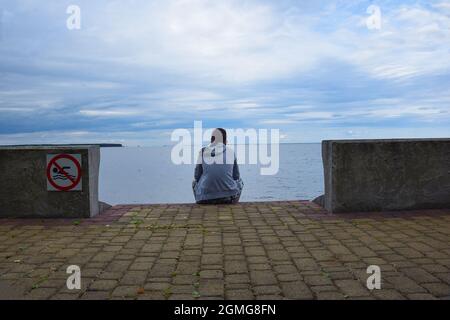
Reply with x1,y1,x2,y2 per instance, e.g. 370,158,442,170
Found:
0,0,449,146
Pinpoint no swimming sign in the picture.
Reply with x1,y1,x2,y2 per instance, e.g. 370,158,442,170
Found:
46,154,82,191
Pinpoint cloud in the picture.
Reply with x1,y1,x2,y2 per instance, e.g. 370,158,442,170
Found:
0,0,449,145
343,4,450,80
79,109,142,117
77,0,341,83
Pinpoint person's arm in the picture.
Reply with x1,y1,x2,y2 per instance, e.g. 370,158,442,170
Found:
194,164,203,182
194,148,204,182
233,158,240,180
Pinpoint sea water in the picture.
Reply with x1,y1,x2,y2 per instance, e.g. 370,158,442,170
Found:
99,143,323,205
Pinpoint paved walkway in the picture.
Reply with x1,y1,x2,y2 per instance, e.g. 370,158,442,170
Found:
0,201,449,300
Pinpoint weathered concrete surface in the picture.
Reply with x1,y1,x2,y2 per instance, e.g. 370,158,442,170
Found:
317,139,450,213
0,201,449,300
0,145,101,218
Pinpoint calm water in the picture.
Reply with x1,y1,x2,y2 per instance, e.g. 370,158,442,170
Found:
99,144,323,205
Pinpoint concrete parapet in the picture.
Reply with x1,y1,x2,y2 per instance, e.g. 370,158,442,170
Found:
0,145,102,218
315,138,450,213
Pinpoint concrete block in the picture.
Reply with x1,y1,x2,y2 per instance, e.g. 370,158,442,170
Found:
0,145,101,218
316,138,450,213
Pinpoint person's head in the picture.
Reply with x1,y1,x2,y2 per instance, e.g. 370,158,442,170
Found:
211,128,227,144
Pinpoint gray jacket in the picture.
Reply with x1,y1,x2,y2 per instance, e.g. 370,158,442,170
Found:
193,142,243,201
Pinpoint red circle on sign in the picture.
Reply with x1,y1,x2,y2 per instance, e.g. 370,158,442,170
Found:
46,154,82,191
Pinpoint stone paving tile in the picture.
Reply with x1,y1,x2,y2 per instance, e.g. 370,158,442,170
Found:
89,279,118,291
80,291,111,300
0,201,449,299
225,289,254,300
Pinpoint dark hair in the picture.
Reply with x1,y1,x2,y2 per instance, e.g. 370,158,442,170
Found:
211,128,227,144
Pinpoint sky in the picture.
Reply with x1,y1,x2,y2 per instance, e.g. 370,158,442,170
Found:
0,0,449,146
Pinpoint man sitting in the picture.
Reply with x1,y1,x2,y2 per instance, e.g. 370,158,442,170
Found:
192,128,244,204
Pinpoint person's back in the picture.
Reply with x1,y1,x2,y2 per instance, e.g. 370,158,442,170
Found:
192,128,243,204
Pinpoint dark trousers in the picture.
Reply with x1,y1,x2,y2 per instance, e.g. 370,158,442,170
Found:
196,192,241,205
193,178,243,205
